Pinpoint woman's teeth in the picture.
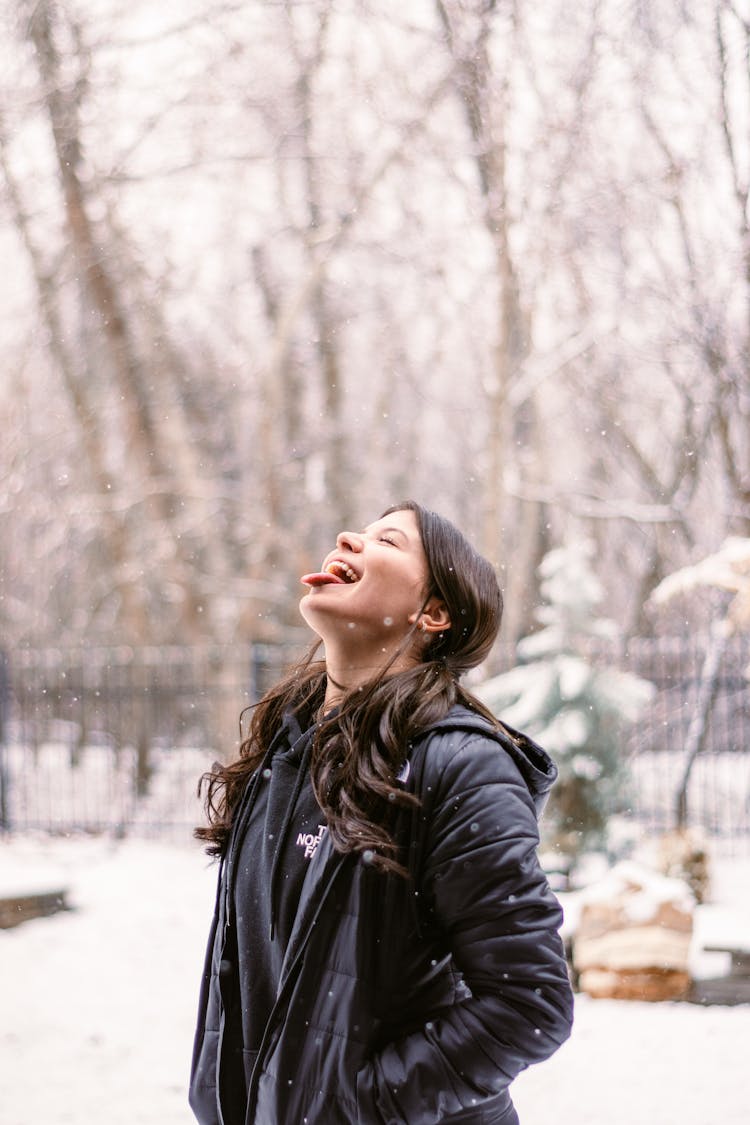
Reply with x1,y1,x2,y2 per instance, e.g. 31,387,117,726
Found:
326,561,358,583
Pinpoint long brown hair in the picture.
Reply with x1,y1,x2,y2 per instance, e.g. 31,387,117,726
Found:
195,501,503,872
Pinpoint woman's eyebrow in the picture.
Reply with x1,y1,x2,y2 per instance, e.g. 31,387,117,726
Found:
363,524,409,542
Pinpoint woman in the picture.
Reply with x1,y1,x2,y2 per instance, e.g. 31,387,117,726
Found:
190,501,573,1125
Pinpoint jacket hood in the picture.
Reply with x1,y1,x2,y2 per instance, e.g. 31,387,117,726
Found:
274,707,312,765
422,705,558,817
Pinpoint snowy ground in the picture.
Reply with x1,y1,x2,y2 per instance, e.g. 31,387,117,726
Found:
1,835,749,1125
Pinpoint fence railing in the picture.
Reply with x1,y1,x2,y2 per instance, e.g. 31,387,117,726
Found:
0,644,298,837
1,637,748,848
620,634,750,847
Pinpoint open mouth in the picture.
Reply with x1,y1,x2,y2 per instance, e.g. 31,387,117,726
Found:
300,559,360,587
325,560,359,583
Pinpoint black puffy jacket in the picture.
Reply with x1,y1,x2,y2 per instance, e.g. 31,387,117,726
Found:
189,706,574,1125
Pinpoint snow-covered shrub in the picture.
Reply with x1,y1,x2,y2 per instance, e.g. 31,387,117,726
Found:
477,541,654,867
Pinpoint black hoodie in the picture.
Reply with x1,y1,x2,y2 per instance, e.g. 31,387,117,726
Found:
215,709,324,1118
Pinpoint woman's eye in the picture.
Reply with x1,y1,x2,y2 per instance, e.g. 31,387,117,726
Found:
379,536,397,546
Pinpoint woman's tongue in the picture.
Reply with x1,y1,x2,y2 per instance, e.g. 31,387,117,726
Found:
300,571,345,587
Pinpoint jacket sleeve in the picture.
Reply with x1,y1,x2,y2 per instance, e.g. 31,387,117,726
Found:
356,732,574,1124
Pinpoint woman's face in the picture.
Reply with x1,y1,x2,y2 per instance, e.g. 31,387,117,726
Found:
299,509,431,650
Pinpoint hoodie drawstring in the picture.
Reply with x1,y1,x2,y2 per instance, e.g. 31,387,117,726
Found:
224,739,280,917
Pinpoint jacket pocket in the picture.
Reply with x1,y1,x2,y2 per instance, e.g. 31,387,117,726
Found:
355,1067,518,1125
442,1092,519,1125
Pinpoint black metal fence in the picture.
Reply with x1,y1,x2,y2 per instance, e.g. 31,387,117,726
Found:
1,637,748,848
0,644,298,838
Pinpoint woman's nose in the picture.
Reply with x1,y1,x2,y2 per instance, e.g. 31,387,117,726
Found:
336,529,364,553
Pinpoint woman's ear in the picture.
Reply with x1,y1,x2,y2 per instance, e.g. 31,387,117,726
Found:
416,596,451,635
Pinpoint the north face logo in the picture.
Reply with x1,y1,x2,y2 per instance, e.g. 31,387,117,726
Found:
296,824,328,859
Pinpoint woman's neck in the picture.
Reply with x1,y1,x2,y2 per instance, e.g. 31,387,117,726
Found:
322,648,417,710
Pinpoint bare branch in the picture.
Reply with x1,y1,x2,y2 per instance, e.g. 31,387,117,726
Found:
504,471,688,525
715,3,750,232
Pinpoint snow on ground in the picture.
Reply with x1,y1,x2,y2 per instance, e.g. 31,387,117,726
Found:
0,835,216,1125
1,836,749,1125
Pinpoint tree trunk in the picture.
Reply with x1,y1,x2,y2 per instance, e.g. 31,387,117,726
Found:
435,1,542,637
0,118,151,643
25,0,224,643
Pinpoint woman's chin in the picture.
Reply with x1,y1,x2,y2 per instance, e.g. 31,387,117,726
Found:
298,594,350,636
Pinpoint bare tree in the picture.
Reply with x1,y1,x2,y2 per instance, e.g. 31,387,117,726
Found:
1,0,747,668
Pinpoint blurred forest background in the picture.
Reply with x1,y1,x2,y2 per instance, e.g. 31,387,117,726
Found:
2,0,749,657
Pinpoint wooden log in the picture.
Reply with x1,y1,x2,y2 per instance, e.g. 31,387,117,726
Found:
572,861,695,1001
0,889,70,929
